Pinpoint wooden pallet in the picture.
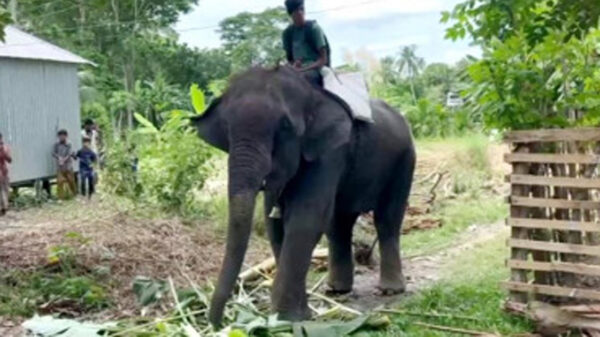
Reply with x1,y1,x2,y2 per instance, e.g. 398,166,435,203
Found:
504,128,600,304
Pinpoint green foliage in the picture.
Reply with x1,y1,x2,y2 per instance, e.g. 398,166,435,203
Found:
0,233,109,317
370,46,477,138
403,136,505,256
442,0,600,47
131,110,215,216
219,7,289,70
397,45,425,104
0,270,109,317
405,99,450,138
445,0,600,130
465,28,600,130
209,78,229,97
135,75,190,127
103,140,141,198
373,236,532,337
190,83,206,114
133,277,169,307
0,5,11,42
102,85,215,217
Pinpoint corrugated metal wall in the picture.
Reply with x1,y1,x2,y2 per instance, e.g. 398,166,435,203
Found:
0,58,82,184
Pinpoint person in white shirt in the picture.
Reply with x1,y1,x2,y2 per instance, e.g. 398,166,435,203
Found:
81,119,100,155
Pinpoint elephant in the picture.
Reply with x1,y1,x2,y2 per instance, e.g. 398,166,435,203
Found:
192,65,416,327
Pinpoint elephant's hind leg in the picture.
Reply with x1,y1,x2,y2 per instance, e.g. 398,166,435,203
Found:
326,212,360,294
374,148,416,295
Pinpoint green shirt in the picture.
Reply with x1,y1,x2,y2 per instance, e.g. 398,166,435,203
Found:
283,22,327,66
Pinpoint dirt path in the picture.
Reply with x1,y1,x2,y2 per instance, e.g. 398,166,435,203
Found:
335,221,508,312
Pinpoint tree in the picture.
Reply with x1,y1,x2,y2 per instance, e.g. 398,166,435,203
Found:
445,0,600,131
15,0,199,129
421,63,455,95
133,33,231,91
0,4,10,41
219,7,289,70
442,0,600,48
397,45,425,104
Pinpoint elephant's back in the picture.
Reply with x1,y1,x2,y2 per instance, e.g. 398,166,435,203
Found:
337,99,415,213
368,99,414,153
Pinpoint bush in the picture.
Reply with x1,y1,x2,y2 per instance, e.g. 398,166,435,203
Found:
104,86,216,217
134,110,215,216
404,99,476,138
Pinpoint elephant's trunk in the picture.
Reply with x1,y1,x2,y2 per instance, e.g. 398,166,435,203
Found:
209,145,269,327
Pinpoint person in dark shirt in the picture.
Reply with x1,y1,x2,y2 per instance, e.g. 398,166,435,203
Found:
76,137,97,199
283,0,330,87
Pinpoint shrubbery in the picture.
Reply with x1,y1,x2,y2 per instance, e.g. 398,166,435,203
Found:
103,87,216,217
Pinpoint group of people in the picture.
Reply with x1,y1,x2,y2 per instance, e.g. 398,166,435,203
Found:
53,119,100,201
0,119,101,217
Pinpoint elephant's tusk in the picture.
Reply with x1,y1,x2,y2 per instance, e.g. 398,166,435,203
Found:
268,206,282,219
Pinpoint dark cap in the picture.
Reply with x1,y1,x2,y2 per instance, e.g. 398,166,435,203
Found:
285,0,304,15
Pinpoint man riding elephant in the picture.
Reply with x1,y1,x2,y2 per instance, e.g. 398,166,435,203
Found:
283,0,331,87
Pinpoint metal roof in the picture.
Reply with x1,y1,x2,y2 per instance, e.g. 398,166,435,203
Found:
0,26,92,65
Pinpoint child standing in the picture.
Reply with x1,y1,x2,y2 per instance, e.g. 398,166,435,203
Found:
0,133,12,216
76,137,97,199
53,130,76,200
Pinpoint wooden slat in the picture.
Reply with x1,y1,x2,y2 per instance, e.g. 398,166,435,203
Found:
508,239,600,256
509,145,532,303
507,260,600,277
508,174,600,189
508,218,600,232
502,281,600,301
504,128,600,143
510,196,600,210
505,153,600,164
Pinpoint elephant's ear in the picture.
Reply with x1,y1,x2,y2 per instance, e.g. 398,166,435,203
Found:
191,97,229,152
302,94,352,161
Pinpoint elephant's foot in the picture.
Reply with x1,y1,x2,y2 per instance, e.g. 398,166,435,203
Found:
276,306,312,322
326,275,353,296
325,287,353,296
378,274,406,296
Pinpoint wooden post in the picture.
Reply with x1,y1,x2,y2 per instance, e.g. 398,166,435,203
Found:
509,144,532,303
530,160,552,288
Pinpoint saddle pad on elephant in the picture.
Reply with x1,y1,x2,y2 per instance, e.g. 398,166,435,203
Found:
321,68,374,123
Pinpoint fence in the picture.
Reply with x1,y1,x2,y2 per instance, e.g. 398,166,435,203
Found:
503,128,600,304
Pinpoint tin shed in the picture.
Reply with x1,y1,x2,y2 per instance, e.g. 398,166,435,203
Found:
0,26,91,185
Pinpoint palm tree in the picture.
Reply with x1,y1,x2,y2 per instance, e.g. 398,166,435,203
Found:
397,45,425,104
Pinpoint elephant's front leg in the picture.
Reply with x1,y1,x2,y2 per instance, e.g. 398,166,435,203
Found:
271,162,342,321
271,210,326,321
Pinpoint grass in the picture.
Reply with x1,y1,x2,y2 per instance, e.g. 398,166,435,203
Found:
403,133,507,257
0,269,110,317
402,197,507,257
355,134,527,336
367,233,533,337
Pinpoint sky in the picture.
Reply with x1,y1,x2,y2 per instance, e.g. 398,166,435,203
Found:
175,0,480,67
